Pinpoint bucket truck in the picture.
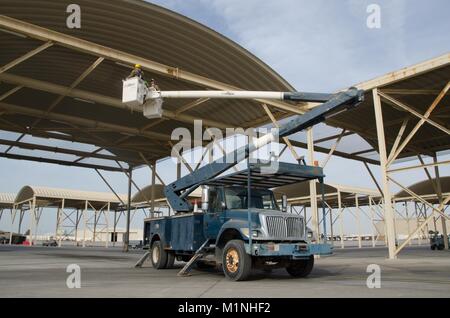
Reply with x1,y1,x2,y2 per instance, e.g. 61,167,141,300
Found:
124,77,364,281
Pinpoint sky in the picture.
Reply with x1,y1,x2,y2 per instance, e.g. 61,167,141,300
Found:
0,0,449,235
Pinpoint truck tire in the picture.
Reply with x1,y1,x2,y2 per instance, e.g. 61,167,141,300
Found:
286,255,314,278
166,252,175,269
151,240,168,269
222,240,252,281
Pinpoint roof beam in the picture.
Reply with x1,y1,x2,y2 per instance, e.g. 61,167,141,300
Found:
387,117,409,163
326,117,433,157
387,81,450,166
0,72,230,129
0,138,142,165
0,15,304,114
382,88,450,96
262,103,301,162
0,101,170,141
355,53,450,90
0,123,167,157
0,86,23,101
38,57,104,119
379,90,450,135
315,131,355,144
0,41,53,74
321,129,346,168
351,148,376,156
0,152,124,172
287,139,379,165
175,98,210,115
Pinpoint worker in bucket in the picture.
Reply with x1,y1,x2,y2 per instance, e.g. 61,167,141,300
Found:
127,64,145,80
149,78,160,91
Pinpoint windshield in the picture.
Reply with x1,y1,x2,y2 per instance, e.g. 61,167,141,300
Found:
224,187,279,210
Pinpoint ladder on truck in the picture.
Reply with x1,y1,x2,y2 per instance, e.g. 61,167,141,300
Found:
134,239,210,275
177,239,210,276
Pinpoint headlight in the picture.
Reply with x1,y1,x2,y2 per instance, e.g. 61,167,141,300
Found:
241,228,260,238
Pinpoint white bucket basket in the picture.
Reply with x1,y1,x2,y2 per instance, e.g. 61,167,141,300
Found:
143,95,163,119
122,77,146,107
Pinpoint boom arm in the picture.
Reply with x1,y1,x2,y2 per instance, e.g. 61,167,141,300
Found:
163,87,364,212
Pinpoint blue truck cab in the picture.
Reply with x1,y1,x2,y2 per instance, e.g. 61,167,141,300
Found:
143,162,332,281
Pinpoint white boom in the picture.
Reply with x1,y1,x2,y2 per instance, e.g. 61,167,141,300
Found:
122,77,335,119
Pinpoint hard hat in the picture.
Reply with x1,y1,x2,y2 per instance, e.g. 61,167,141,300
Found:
135,64,141,68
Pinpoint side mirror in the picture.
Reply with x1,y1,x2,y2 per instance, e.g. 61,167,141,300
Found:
220,201,226,209
282,194,288,212
201,186,209,212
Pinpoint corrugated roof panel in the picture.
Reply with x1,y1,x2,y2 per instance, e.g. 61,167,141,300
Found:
14,185,127,205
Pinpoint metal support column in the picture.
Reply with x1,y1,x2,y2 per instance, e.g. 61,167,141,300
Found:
29,198,36,246
124,168,132,252
150,163,156,218
307,127,319,242
82,200,87,247
329,206,334,245
373,89,397,259
9,205,17,245
320,179,327,243
338,191,344,249
434,155,448,250
369,197,376,247
105,202,110,248
405,202,411,246
356,195,362,248
113,211,117,247
75,209,79,244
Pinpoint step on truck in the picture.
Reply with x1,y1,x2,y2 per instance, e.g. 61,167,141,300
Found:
123,81,364,281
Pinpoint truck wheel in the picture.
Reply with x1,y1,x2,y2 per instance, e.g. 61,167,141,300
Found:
166,252,175,269
151,240,168,269
286,255,314,278
222,240,252,281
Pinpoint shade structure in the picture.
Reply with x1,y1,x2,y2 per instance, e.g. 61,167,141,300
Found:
14,185,126,210
0,0,301,172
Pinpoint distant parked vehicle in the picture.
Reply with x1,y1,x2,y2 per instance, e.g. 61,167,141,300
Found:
42,238,58,247
429,231,449,250
0,237,10,244
129,240,143,249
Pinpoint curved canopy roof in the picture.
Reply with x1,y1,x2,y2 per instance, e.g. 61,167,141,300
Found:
0,1,448,174
274,181,380,208
394,176,450,204
0,0,298,171
131,184,201,208
15,185,126,209
131,184,166,205
0,193,15,208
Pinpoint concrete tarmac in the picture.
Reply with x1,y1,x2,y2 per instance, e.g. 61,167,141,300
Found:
0,244,449,298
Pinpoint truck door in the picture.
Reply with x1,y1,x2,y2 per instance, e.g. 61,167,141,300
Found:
204,187,225,239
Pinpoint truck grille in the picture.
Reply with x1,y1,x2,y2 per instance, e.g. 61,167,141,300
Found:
265,216,304,238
